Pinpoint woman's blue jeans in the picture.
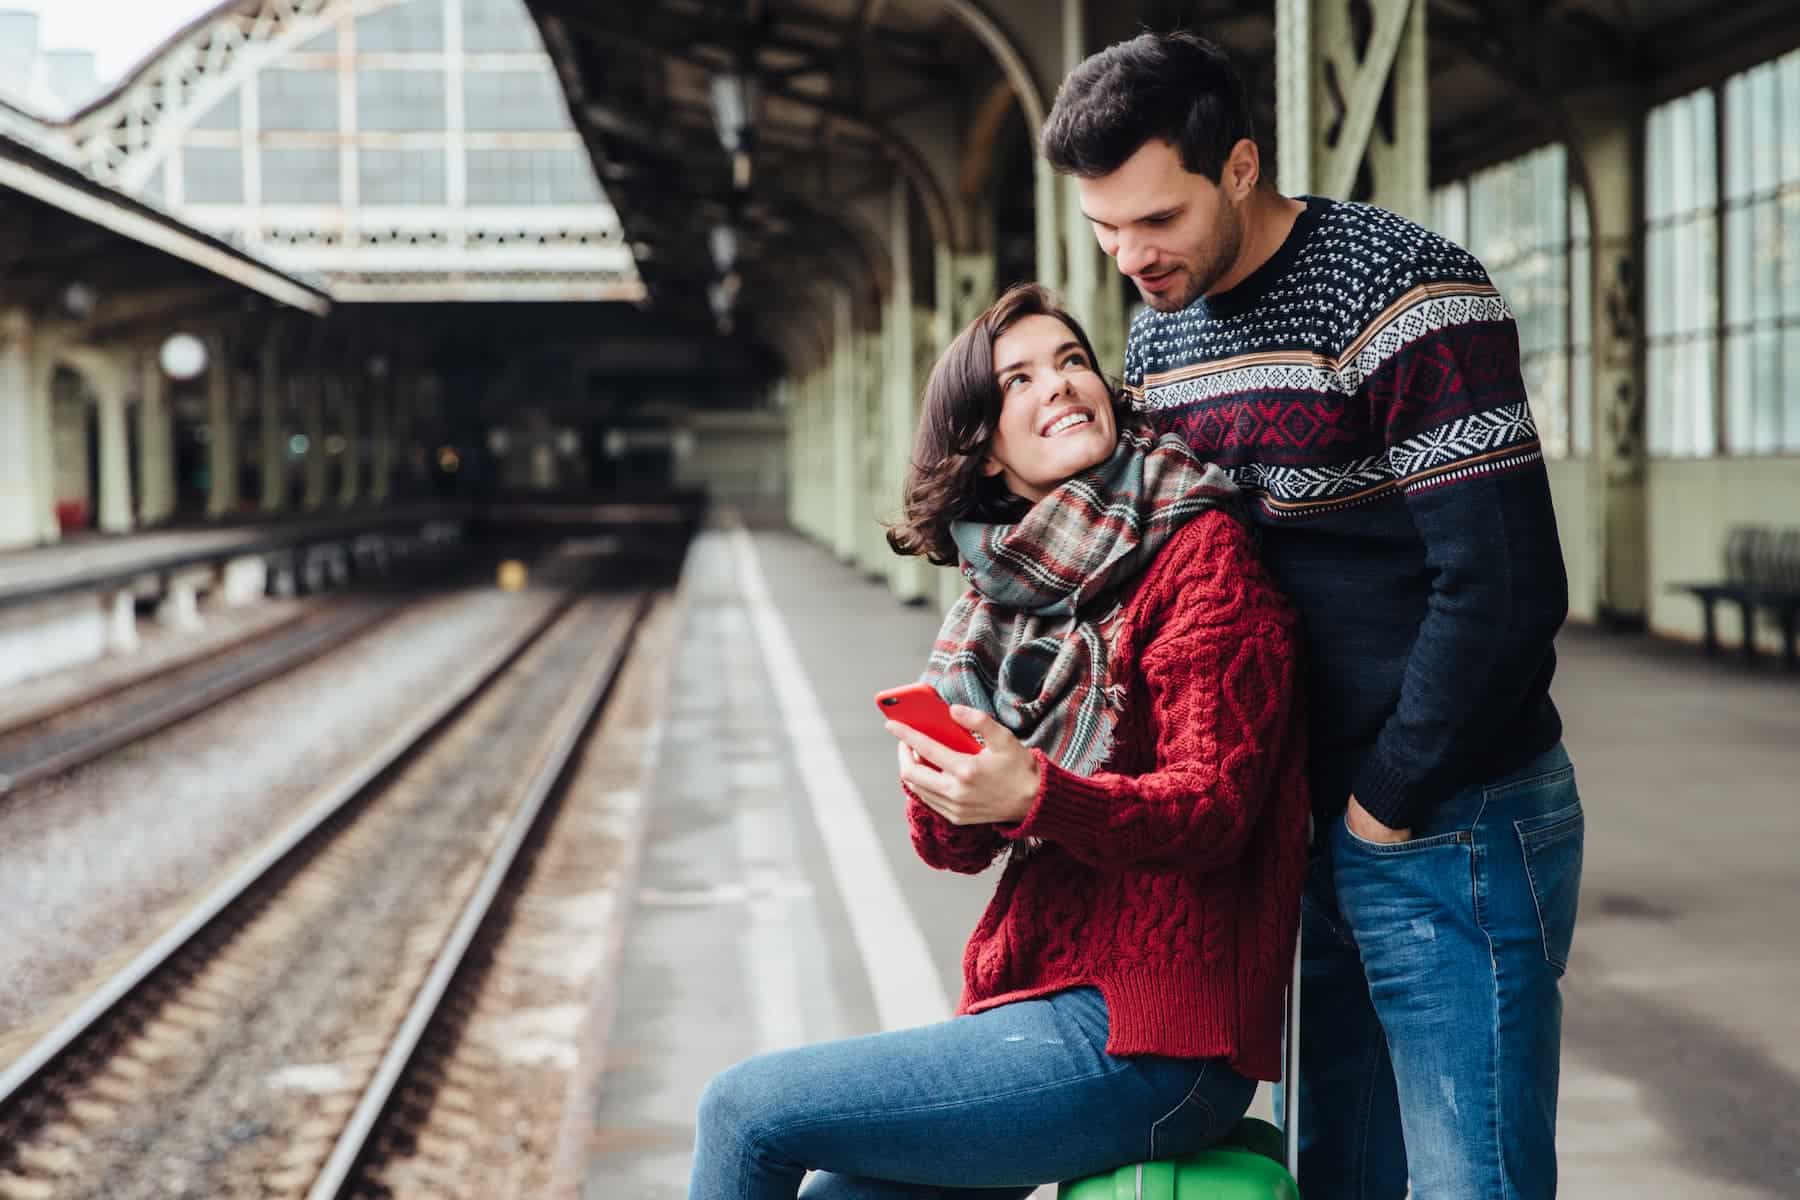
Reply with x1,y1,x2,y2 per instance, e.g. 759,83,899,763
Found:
1291,742,1585,1199
689,986,1257,1199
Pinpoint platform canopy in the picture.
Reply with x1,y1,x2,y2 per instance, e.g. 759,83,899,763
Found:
0,99,330,333
35,0,645,304
521,0,1800,341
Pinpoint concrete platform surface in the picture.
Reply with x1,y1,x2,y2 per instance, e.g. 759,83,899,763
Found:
0,507,443,603
580,523,1800,1199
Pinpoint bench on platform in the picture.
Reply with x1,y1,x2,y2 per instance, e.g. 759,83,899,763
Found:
1669,525,1800,669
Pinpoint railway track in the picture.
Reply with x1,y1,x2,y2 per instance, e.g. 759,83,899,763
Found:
0,600,409,797
0,575,655,1199
0,535,497,799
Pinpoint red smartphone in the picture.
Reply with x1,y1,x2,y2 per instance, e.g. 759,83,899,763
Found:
875,683,983,757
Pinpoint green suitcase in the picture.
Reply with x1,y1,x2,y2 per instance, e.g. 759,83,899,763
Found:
1057,1119,1298,1199
1058,942,1304,1199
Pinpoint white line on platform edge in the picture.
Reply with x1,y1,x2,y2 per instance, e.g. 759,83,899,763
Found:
728,526,952,1033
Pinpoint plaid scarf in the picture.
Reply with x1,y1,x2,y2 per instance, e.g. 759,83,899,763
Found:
924,429,1240,776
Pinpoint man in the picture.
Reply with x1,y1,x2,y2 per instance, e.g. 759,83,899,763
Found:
1042,31,1584,1200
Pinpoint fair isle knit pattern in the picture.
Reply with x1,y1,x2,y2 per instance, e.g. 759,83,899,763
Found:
1123,199,1545,522
1118,195,1569,832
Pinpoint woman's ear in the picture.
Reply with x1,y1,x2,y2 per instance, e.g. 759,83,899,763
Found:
980,456,1005,479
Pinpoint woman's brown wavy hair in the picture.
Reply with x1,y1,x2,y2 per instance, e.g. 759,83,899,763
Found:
886,283,1133,566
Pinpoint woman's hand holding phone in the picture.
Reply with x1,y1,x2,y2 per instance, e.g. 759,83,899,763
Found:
877,685,1041,827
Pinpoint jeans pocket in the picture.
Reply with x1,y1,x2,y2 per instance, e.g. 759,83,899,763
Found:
1148,1064,1218,1161
1515,800,1585,974
1338,811,1473,855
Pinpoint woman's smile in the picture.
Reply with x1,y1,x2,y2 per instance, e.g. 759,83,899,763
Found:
983,313,1119,503
1040,408,1096,437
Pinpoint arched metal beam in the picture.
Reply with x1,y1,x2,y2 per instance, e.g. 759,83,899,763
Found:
752,186,890,329
957,79,1018,202
54,0,387,189
939,0,1049,132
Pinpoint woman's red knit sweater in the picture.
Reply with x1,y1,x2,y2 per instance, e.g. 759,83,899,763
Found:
909,510,1309,1082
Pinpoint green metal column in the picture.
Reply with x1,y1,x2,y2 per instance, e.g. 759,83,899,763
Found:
818,361,831,544
369,378,391,504
832,291,860,561
302,372,327,511
1566,89,1649,623
858,331,886,578
91,351,134,534
136,345,175,527
1036,160,1063,294
929,249,1000,613
815,357,834,545
393,374,418,499
336,376,361,507
1059,0,1097,325
27,326,59,543
793,369,813,539
783,376,803,534
259,343,285,512
1277,0,1428,220
0,311,53,547
885,180,929,601
856,329,881,574
204,335,239,519
803,365,824,541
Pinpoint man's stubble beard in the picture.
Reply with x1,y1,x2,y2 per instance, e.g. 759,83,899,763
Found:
1138,201,1245,313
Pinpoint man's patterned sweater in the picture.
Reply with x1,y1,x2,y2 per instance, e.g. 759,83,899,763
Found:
1123,196,1570,829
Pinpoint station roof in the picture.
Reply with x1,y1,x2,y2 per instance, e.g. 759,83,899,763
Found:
0,98,330,329
526,0,1800,341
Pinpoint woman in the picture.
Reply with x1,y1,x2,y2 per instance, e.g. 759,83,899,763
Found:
690,285,1308,1199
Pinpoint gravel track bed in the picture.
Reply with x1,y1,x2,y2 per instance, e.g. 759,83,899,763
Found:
349,593,677,1200
0,600,309,733
47,597,635,1200
0,580,570,1046
0,602,382,771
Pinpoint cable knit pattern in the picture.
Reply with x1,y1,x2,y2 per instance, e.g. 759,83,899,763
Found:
906,510,1308,1081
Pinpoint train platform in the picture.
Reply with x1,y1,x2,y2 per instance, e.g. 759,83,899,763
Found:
565,518,1800,1200
0,506,455,606
0,505,464,693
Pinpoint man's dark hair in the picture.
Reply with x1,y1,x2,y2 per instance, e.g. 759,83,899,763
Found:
1041,31,1256,182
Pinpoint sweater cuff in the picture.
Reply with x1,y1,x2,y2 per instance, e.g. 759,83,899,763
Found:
1351,752,1425,831
1004,751,1117,847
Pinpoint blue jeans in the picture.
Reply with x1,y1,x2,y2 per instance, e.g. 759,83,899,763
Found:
689,986,1257,1199
1292,743,1584,1199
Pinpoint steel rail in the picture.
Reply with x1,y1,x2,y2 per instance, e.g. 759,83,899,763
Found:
0,591,584,1107
0,606,314,740
303,590,651,1199
0,602,406,796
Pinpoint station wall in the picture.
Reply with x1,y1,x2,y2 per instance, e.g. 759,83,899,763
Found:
1545,463,1599,626
675,410,788,527
1647,459,1800,652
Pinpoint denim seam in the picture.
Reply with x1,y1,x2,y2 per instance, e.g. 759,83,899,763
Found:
1339,812,1471,855
715,1095,788,1195
1355,1003,1383,1199
1515,808,1583,841
1516,810,1582,973
1469,789,1489,932
751,1059,1130,1154
1150,1061,1219,1160
1483,763,1574,800
1470,788,1514,1200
